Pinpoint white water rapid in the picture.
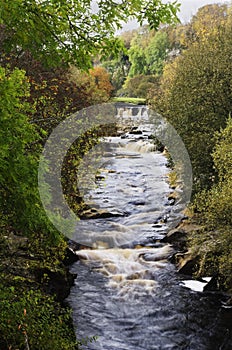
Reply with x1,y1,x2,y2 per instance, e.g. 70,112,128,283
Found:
67,105,232,350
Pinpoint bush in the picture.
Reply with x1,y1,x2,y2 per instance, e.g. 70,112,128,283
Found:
190,117,232,291
0,286,80,350
0,66,63,245
120,74,160,98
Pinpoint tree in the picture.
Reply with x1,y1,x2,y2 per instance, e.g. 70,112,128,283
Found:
68,65,114,104
120,29,138,49
121,74,160,98
191,117,232,291
151,10,232,191
186,4,228,44
0,66,60,240
127,26,156,77
102,39,130,92
128,45,147,77
89,66,114,100
0,0,180,69
145,31,170,75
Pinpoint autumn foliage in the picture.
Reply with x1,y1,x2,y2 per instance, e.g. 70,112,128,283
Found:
68,65,114,105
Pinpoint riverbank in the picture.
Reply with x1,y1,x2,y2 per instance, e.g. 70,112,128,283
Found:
162,163,232,303
0,231,82,349
164,213,232,306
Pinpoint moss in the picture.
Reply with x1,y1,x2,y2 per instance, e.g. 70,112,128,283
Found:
0,231,93,349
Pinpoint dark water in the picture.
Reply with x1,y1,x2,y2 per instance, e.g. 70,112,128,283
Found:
67,112,232,350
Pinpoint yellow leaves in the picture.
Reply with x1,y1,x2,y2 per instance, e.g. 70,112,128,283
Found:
89,66,114,96
68,65,113,104
50,85,58,92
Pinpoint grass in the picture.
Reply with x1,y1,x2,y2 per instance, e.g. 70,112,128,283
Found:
111,97,146,105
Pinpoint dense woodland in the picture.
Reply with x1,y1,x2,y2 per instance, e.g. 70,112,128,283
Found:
0,0,232,349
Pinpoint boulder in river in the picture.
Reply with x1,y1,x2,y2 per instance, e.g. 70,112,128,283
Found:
177,253,200,275
80,207,126,220
128,129,143,135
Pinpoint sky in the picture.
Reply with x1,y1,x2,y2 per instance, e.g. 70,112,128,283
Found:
121,0,230,31
178,0,229,22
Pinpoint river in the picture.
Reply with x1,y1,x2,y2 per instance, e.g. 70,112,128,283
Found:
67,105,232,350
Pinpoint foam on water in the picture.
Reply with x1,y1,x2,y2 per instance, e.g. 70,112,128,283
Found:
76,245,172,297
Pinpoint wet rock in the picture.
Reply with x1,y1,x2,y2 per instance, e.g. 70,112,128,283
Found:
153,214,169,225
95,174,105,181
129,199,146,206
180,215,189,222
142,253,166,262
129,129,143,135
203,275,220,292
36,267,77,302
63,246,79,265
80,207,126,219
146,242,165,248
161,228,187,249
167,192,178,205
165,197,176,206
178,258,199,275
153,216,163,224
168,192,178,200
175,252,200,276
121,133,129,139
130,126,139,132
152,224,163,228
164,221,203,250
157,144,165,152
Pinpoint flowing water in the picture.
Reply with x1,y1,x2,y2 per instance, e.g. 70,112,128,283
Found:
67,106,232,350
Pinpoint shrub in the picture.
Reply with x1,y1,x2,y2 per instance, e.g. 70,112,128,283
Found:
0,286,80,350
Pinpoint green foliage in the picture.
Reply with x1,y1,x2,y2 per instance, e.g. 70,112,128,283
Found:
127,27,174,79
61,128,101,215
194,118,232,227
128,36,147,77
102,42,130,92
0,67,38,230
151,11,232,191
143,4,232,292
0,285,80,350
111,97,146,104
0,66,62,243
120,74,160,98
0,0,179,68
213,116,232,182
184,4,228,45
109,26,171,96
190,117,232,291
145,31,170,75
